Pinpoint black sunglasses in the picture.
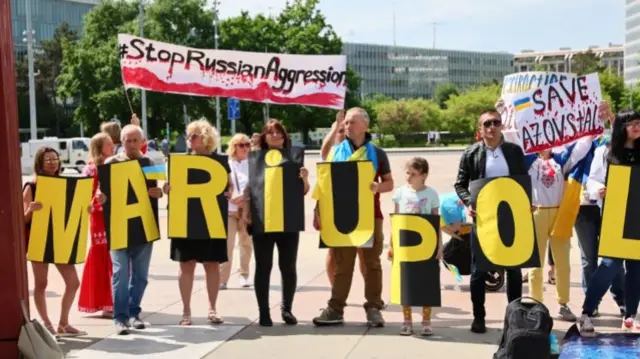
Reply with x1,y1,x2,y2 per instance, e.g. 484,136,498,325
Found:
482,119,501,128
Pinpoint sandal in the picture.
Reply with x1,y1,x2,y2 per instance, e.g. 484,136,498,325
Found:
57,325,87,337
179,313,192,326
208,311,224,324
548,269,556,285
44,323,56,337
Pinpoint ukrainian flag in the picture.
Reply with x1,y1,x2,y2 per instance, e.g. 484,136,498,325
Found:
142,164,167,181
514,97,532,111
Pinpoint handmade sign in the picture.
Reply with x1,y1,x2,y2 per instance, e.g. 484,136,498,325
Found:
314,161,375,247
118,34,347,109
27,176,93,264
390,214,441,307
499,71,575,147
167,154,230,240
249,148,305,234
599,164,640,260
470,175,540,271
98,158,160,250
513,73,603,154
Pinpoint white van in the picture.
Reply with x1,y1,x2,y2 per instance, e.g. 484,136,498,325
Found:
21,137,90,175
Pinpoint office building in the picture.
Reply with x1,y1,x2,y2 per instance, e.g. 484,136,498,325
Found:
626,0,640,86
342,42,514,99
514,44,624,76
11,0,99,61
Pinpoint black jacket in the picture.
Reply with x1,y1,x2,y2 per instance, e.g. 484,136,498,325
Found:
454,140,527,207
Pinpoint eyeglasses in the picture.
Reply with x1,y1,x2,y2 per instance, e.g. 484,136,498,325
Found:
236,143,250,148
188,132,200,139
482,119,501,128
44,158,60,164
626,120,640,128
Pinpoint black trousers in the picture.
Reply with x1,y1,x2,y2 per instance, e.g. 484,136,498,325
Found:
470,228,523,319
252,232,300,313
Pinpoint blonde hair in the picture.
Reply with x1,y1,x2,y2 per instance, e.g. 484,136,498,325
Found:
101,121,121,144
226,133,250,159
89,132,111,165
186,118,218,153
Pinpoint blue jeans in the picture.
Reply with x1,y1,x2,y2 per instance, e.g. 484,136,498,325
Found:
575,205,625,308
111,242,153,324
582,258,640,318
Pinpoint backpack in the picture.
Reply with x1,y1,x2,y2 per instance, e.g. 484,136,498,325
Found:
494,297,553,359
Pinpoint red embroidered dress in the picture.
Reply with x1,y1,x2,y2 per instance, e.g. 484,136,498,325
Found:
78,162,113,313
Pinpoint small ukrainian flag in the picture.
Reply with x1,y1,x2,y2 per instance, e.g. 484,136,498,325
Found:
514,97,532,111
142,164,167,181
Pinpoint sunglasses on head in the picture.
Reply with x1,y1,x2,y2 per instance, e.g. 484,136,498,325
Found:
483,119,501,128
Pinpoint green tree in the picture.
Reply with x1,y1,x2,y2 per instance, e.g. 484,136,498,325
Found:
374,99,442,142
572,50,605,75
598,69,625,112
362,93,392,129
444,83,501,134
433,82,459,109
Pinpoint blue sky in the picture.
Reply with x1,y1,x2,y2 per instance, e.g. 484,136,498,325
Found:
215,0,625,54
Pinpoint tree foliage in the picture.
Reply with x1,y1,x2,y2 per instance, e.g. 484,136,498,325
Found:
444,83,501,134
433,82,459,109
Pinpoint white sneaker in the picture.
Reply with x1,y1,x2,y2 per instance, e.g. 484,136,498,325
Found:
578,314,595,337
115,322,130,335
239,277,251,288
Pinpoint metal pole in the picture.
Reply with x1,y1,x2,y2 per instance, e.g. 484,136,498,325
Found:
139,0,147,137
231,116,236,134
264,45,269,124
183,103,188,126
213,0,221,153
24,0,37,140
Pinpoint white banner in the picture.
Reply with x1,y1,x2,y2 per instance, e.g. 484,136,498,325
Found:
513,73,604,154
118,34,347,109
499,72,576,147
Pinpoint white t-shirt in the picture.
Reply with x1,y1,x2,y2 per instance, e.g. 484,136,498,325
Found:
485,146,510,178
392,185,440,214
228,159,249,212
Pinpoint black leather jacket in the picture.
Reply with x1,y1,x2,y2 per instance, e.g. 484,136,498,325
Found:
454,140,527,207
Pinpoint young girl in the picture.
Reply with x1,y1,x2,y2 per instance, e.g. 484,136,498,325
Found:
389,157,442,336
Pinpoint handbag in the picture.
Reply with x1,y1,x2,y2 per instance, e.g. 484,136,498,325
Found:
18,300,64,359
232,165,244,218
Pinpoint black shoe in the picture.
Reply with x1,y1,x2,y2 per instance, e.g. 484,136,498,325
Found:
470,318,486,334
281,310,298,325
259,314,273,327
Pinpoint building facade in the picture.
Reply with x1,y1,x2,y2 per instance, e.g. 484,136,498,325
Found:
626,0,640,86
11,0,99,61
342,42,514,99
514,44,624,75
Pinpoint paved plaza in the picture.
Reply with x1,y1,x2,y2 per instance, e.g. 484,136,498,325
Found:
23,149,627,359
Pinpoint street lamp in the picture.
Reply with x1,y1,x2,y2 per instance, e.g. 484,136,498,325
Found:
22,7,37,140
213,0,222,153
139,0,148,137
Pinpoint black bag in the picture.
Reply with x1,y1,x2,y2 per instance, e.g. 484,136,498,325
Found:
443,233,472,275
494,297,553,359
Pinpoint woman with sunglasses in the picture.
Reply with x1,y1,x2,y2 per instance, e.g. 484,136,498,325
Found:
163,119,231,326
220,134,253,289
23,147,87,337
243,119,310,326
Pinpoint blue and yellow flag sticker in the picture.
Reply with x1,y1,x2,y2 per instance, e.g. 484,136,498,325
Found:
514,97,532,111
142,164,166,181
446,263,463,282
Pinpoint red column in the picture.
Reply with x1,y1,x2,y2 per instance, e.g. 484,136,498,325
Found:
0,0,31,357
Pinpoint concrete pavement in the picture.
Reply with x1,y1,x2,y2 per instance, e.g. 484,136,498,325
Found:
23,151,627,359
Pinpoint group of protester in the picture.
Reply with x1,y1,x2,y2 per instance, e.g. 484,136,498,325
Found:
20,99,640,339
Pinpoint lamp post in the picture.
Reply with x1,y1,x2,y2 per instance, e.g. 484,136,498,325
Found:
23,0,37,140
213,0,221,153
139,0,148,137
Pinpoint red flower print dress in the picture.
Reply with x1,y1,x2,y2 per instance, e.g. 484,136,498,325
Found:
78,162,113,313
